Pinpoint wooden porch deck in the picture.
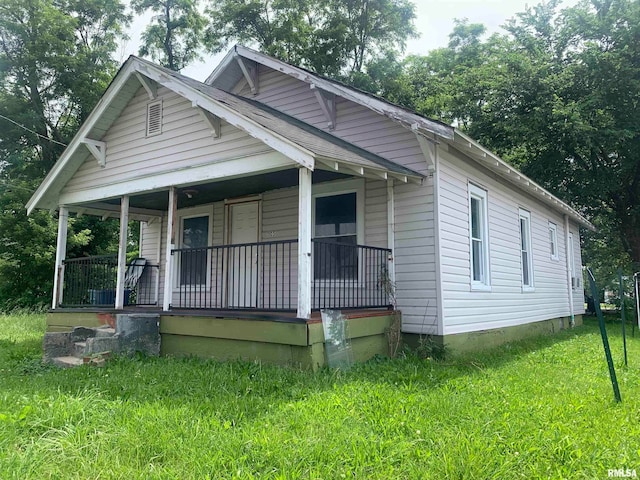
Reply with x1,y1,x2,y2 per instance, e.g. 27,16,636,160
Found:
49,306,394,324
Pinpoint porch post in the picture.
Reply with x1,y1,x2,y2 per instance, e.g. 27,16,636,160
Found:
52,206,68,309
115,195,129,309
297,167,312,319
386,179,396,285
163,187,177,311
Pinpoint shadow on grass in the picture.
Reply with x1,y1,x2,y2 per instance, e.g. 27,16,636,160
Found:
344,320,602,389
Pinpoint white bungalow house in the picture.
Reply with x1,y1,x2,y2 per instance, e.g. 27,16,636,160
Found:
28,46,592,366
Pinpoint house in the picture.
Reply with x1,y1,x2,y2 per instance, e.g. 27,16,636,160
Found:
27,46,592,368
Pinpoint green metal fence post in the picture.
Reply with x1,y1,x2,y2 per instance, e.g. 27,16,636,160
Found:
588,268,621,403
619,269,628,366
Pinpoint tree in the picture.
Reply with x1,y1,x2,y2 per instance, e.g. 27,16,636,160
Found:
132,0,206,71
394,0,640,271
0,0,130,309
204,0,417,80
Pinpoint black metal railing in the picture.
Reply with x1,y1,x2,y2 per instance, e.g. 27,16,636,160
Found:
312,240,392,310
172,239,298,310
61,255,159,307
171,239,392,311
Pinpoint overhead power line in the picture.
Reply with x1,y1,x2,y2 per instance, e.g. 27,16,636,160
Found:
0,114,68,147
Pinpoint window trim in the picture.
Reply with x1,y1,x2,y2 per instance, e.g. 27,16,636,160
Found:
312,178,365,283
173,204,214,290
468,183,491,291
519,208,535,292
549,222,559,261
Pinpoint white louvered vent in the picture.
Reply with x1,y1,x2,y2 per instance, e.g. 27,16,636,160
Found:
146,100,162,136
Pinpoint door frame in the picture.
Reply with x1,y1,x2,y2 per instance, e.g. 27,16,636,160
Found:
173,204,214,291
224,196,262,307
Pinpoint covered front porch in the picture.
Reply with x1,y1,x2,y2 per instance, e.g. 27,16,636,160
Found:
52,167,399,319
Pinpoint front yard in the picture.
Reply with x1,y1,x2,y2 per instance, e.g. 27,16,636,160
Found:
0,312,638,479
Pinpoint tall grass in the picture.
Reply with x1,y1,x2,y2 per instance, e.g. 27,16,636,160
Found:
0,313,638,479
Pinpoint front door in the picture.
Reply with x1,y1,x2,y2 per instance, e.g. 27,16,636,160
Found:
228,201,259,307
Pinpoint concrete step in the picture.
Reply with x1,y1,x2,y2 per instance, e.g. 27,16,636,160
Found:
52,356,84,368
95,327,116,337
74,341,87,357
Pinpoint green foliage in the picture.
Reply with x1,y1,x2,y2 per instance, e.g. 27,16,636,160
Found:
204,0,417,80
391,0,640,270
2,314,640,477
0,0,130,310
132,0,206,71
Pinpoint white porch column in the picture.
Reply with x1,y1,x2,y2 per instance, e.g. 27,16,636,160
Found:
115,195,129,309
297,167,312,319
386,179,396,285
163,187,177,311
52,206,69,309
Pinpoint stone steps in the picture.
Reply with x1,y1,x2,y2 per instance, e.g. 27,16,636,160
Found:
44,314,160,368
52,356,84,368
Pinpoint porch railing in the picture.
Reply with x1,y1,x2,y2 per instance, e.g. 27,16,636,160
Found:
61,255,159,307
171,239,392,311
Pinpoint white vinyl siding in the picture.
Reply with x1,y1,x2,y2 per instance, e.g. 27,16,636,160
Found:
438,147,581,334
61,86,276,197
519,209,534,291
469,184,490,290
549,222,559,261
239,65,437,333
240,65,428,171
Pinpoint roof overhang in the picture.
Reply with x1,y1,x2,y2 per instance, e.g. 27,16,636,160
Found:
206,45,455,141
451,130,594,230
28,56,423,214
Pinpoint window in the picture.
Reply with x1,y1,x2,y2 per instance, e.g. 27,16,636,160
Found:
549,222,559,261
176,206,212,287
312,179,364,282
519,209,534,290
468,184,490,290
314,192,357,280
146,100,162,136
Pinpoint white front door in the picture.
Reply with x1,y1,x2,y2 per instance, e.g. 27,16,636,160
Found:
228,201,259,307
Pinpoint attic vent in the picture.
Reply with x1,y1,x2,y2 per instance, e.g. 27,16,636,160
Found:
146,100,162,136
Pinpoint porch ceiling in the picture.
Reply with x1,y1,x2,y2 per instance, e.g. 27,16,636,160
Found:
95,168,350,211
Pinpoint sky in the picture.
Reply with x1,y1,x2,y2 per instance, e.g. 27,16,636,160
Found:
118,0,540,81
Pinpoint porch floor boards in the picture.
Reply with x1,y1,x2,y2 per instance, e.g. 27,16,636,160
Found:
50,307,393,324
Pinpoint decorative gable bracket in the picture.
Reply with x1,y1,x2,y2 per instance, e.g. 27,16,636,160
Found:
192,102,221,138
310,84,336,130
412,125,439,176
82,138,107,168
135,72,157,100
236,57,259,95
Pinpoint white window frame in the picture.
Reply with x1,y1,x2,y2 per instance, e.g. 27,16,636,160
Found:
549,222,559,261
173,204,214,290
146,99,163,137
312,178,365,284
519,209,534,292
468,183,491,291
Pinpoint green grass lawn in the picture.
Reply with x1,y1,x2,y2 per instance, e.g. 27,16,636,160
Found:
1,313,639,479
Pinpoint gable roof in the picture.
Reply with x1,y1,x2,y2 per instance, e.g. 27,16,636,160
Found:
27,56,422,214
206,45,454,141
206,45,593,230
